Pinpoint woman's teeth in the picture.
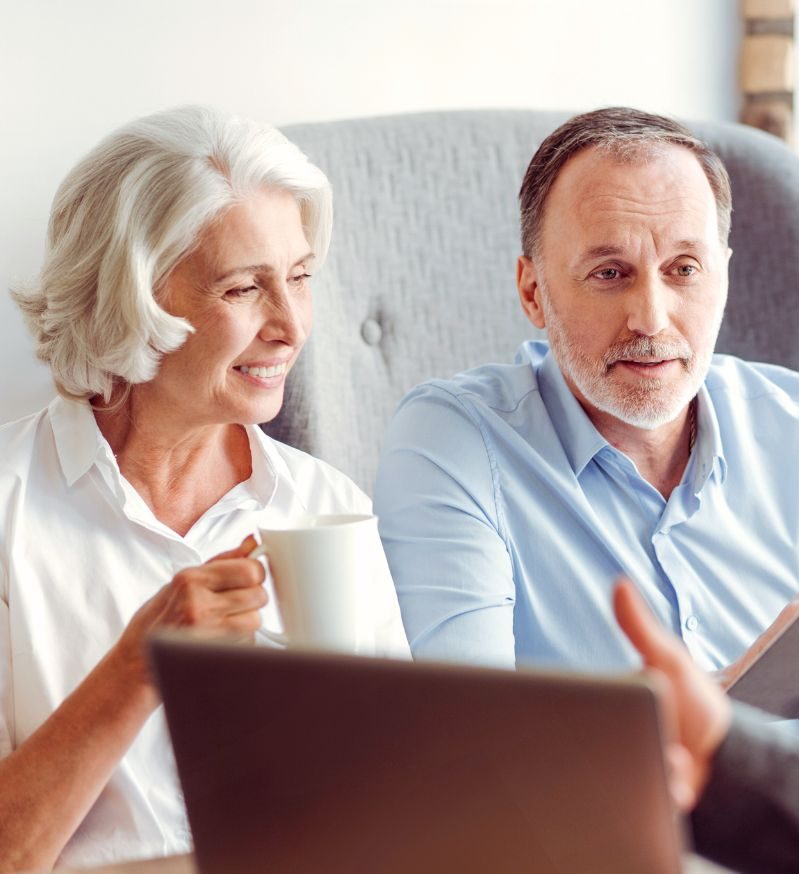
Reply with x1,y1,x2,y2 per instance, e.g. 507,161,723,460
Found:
238,363,287,378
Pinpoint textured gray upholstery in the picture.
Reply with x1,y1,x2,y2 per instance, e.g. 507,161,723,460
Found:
264,110,799,493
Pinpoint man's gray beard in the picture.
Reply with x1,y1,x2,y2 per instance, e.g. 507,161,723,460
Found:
539,289,718,430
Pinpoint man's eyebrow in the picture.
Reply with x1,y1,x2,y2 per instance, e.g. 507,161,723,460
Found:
577,240,708,266
577,245,625,265
212,252,316,285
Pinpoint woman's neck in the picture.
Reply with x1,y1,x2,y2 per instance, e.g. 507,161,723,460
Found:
92,389,252,536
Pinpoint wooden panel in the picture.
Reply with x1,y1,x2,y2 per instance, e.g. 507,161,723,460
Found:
741,98,794,138
744,0,794,18
740,34,793,92
740,0,794,142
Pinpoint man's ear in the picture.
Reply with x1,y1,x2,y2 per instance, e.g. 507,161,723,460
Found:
517,256,547,329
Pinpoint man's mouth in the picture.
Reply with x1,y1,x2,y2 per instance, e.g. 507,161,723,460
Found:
612,358,678,376
618,358,669,367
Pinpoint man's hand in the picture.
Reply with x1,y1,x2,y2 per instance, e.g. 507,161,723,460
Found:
112,535,267,695
613,578,732,811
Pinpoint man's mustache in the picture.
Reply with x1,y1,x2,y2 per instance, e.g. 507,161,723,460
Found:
604,336,694,369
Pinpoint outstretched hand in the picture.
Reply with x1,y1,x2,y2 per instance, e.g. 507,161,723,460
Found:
613,578,732,811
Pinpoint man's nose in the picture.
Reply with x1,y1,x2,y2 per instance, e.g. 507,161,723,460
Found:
626,273,670,337
258,283,306,346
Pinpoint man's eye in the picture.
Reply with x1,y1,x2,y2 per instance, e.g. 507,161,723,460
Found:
674,264,697,277
593,268,621,281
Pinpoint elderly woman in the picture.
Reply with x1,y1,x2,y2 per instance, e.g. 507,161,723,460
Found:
0,106,408,871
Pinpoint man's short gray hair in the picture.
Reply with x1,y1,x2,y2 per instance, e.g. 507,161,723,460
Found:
13,105,333,401
519,107,732,259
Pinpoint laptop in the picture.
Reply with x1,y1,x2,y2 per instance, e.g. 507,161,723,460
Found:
151,635,685,874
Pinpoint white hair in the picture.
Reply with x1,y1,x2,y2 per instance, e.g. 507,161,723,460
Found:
12,105,333,401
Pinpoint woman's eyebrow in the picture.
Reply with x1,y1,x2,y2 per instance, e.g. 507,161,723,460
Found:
212,252,315,285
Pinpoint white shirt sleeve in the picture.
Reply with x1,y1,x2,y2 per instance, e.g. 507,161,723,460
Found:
0,563,15,758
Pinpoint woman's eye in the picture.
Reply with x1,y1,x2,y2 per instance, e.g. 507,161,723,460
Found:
290,273,312,285
226,285,258,298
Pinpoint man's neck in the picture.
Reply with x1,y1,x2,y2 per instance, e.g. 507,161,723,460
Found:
581,399,695,500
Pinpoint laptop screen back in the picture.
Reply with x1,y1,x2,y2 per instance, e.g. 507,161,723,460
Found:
151,637,683,874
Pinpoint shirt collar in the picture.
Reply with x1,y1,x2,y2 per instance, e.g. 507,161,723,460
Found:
49,395,114,487
525,342,728,488
49,394,287,509
532,345,609,477
248,426,315,516
232,424,280,508
690,381,728,490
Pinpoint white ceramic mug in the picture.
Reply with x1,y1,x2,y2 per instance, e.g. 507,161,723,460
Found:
249,513,377,653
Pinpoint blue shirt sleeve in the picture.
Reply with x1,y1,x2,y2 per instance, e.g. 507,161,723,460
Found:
374,382,517,669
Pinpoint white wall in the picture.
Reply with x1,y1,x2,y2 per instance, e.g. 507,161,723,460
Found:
1,0,740,424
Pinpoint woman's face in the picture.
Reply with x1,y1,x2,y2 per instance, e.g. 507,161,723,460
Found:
153,187,314,428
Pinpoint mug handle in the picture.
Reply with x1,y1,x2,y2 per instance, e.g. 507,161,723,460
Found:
248,541,288,647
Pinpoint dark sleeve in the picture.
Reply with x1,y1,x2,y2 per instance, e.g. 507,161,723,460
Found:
691,704,799,874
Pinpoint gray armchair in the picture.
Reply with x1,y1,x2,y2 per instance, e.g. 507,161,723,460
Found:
265,110,799,492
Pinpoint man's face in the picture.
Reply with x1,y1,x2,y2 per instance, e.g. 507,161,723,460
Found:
517,144,731,430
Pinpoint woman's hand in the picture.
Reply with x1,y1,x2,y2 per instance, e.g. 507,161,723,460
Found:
111,535,267,695
0,535,267,873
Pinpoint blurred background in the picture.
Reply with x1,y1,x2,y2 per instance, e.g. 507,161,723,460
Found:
0,0,781,423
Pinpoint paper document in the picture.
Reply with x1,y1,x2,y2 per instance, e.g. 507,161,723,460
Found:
727,613,799,718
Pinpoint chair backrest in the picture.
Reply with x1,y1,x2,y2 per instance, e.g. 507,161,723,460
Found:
265,110,799,492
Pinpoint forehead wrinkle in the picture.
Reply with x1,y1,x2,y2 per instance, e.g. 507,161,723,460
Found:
572,199,713,259
577,190,709,220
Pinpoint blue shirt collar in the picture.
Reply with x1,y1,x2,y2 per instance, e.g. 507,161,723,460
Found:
691,381,728,489
533,346,609,477
524,341,727,487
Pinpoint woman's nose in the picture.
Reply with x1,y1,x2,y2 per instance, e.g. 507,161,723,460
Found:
258,284,307,346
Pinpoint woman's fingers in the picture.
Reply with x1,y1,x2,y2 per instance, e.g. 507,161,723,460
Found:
164,563,266,625
172,556,265,595
207,534,258,562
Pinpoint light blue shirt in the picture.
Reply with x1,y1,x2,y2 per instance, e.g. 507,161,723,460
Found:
374,341,799,672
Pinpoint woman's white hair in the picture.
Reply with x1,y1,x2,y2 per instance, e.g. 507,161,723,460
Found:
12,105,333,401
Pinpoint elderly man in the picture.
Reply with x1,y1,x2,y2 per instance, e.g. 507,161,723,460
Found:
374,107,799,673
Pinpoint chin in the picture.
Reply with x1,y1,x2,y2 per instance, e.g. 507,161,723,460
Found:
595,387,693,430
219,399,283,427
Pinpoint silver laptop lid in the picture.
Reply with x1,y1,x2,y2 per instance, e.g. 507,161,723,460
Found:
151,636,684,874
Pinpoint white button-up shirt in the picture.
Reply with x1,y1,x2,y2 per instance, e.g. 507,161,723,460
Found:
0,396,409,869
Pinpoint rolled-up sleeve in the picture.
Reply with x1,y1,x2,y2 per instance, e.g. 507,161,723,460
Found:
374,383,516,669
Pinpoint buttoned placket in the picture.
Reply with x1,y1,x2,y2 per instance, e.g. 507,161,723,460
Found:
594,443,716,662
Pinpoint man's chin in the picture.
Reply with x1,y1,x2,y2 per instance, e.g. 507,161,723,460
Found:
592,391,692,430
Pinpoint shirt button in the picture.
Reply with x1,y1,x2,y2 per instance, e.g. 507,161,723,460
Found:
361,318,383,345
660,527,671,536
685,615,699,632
